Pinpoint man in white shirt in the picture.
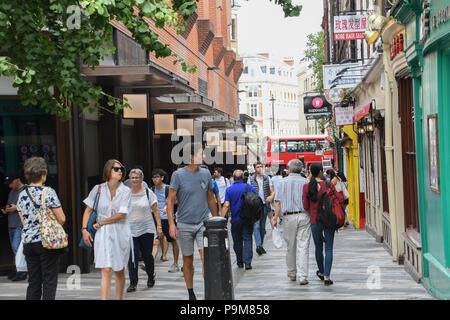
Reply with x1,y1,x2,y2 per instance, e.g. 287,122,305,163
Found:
213,167,230,211
248,162,275,256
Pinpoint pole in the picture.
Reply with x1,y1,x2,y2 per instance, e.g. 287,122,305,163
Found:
270,95,275,135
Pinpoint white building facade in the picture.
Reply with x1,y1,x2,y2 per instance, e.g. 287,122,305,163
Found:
239,53,300,141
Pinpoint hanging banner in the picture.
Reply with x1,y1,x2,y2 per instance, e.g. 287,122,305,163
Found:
334,106,354,126
304,96,332,120
323,62,362,90
334,15,368,40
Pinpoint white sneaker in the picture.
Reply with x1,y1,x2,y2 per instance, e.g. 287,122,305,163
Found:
168,264,180,273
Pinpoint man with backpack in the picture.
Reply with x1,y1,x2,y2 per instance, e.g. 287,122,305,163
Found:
221,170,258,270
271,159,311,285
248,162,275,256
151,169,180,273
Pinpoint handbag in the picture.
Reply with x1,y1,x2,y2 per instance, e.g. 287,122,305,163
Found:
79,185,102,250
26,187,68,249
272,227,283,249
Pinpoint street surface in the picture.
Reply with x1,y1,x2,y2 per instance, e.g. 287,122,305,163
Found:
0,223,433,300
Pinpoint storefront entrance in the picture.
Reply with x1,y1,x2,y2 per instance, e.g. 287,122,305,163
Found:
0,98,58,272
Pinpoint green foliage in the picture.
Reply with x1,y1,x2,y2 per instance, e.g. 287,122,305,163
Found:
0,0,302,121
304,30,325,95
267,0,303,17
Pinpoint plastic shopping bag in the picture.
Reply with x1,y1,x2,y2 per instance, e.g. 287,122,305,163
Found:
272,227,283,249
15,241,27,272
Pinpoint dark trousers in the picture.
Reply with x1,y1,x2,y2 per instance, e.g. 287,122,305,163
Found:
311,224,335,278
128,233,154,286
23,242,62,300
231,219,253,265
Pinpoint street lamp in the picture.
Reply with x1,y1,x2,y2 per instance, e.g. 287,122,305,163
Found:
270,95,275,135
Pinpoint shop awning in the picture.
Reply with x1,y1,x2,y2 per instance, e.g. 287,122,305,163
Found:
353,102,371,122
80,61,194,95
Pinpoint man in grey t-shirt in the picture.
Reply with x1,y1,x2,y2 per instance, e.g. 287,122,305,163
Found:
167,144,217,300
1,174,27,281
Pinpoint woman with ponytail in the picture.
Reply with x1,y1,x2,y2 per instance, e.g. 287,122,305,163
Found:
303,163,338,286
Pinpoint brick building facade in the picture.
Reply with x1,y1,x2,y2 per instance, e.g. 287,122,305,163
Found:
0,0,245,273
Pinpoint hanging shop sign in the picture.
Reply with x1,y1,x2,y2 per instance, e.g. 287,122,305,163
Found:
325,88,344,104
304,96,332,120
323,63,362,90
334,105,354,126
334,15,368,41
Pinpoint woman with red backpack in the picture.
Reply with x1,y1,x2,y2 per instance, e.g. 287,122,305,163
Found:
303,163,344,286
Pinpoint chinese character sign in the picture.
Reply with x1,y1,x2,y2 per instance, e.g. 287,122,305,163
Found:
334,15,367,41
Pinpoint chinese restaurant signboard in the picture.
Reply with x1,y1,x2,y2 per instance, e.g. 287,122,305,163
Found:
334,15,367,41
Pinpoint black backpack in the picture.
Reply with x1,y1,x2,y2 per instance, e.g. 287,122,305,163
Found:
317,182,345,230
239,184,264,224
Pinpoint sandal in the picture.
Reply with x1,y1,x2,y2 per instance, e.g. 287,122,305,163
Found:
324,279,334,286
316,270,324,281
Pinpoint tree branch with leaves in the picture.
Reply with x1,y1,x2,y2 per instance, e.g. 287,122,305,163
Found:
0,0,302,121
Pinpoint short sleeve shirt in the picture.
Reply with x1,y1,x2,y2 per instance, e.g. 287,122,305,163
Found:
128,188,158,237
17,186,62,244
225,182,257,223
169,167,214,224
154,184,168,220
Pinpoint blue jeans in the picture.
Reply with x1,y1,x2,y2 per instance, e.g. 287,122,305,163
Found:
9,227,27,276
231,219,253,265
253,206,271,248
311,224,335,278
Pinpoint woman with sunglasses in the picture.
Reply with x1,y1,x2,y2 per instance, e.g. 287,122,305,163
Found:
81,159,132,300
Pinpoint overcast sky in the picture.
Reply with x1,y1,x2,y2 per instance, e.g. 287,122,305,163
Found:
237,0,324,61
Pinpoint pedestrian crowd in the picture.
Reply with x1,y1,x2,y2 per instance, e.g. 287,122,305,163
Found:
1,145,350,300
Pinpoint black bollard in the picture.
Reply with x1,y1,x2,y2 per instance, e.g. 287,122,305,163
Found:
203,216,234,300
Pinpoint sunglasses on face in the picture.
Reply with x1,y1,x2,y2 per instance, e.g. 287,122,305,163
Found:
112,167,125,173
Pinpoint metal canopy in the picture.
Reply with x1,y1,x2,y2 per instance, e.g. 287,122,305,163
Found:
80,61,194,95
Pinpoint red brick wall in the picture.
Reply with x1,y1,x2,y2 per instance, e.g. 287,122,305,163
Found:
111,1,241,120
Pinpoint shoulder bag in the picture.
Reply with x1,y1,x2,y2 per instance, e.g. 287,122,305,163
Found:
79,185,102,250
26,186,68,249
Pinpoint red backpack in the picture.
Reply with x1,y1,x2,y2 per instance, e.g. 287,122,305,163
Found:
317,181,345,230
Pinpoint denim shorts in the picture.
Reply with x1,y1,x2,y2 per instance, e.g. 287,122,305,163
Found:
177,222,205,257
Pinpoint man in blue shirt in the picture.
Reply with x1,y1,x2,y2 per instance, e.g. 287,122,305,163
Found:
222,170,257,270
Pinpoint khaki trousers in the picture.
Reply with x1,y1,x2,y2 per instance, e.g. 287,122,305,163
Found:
282,213,311,281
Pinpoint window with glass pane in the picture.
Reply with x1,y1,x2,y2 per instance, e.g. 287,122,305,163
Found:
261,66,267,73
250,104,257,117
270,140,279,153
318,139,330,151
287,140,304,153
279,140,287,153
243,66,248,74
305,140,316,152
270,67,275,74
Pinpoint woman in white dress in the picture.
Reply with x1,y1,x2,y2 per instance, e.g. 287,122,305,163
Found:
81,159,131,300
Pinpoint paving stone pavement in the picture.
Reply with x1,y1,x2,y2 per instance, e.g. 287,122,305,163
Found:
0,222,434,300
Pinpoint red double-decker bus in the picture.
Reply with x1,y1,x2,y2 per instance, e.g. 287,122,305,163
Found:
261,135,335,173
